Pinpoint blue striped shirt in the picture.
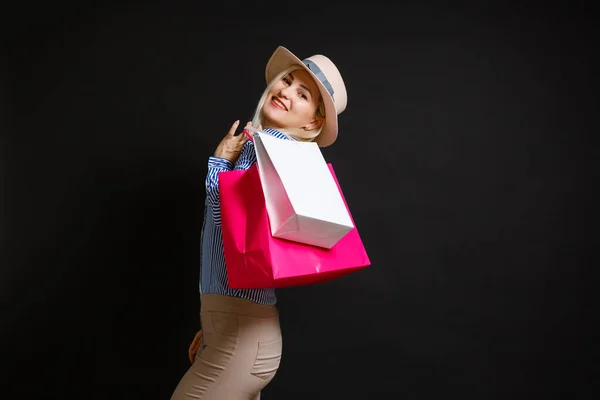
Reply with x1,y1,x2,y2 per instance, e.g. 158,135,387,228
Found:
199,128,295,305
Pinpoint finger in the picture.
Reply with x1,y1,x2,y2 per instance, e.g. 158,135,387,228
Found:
189,339,197,355
242,129,253,143
188,332,200,360
192,332,201,348
192,331,203,359
242,121,252,135
241,121,254,142
194,331,202,346
189,343,198,363
227,120,240,137
245,124,261,142
188,346,195,363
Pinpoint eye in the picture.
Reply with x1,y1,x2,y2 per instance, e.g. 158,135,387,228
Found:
299,93,308,100
282,77,291,85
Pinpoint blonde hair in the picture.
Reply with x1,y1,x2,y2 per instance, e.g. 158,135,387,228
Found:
250,65,326,142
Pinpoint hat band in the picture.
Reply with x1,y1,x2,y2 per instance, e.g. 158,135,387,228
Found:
303,59,335,100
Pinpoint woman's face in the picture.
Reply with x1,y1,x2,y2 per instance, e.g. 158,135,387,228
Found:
261,69,323,131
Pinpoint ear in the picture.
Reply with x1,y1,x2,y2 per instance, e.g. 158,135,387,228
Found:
303,117,325,131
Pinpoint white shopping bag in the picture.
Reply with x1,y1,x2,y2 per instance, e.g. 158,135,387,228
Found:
253,131,354,249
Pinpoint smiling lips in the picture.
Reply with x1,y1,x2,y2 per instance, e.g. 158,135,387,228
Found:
271,97,288,111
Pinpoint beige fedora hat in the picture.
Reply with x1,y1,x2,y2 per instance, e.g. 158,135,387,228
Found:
265,46,347,147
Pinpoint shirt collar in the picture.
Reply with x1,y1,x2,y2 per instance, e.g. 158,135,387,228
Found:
262,127,297,141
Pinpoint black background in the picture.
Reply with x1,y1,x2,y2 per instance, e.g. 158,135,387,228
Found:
5,1,599,399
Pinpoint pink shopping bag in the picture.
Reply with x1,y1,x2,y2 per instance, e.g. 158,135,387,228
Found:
218,163,371,289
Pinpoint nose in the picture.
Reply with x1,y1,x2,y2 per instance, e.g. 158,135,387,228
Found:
279,84,293,99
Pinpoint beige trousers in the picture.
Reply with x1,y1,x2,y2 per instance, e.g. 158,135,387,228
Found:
170,294,282,400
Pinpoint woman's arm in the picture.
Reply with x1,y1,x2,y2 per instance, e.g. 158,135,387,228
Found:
205,121,259,226
205,156,234,226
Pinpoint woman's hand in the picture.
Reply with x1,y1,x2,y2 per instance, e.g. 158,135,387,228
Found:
213,120,262,164
188,329,203,363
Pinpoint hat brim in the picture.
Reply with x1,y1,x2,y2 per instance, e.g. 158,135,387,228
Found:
265,46,338,147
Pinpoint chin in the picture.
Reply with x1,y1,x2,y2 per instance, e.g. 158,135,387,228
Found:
261,109,283,127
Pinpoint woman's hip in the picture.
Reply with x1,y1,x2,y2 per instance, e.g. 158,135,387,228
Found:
200,294,281,343
196,294,283,392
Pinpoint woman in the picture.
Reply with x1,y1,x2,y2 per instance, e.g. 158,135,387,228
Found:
170,46,348,400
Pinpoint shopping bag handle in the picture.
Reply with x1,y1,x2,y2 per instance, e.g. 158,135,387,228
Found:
243,126,279,141
242,129,254,142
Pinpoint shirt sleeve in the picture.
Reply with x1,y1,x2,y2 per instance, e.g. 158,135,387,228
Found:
205,141,257,226
233,140,257,171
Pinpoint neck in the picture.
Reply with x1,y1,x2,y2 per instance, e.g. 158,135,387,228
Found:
263,125,282,131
